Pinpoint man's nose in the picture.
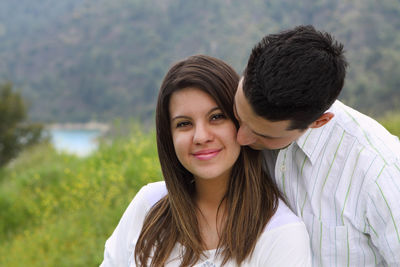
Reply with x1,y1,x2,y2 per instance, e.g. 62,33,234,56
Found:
237,125,256,146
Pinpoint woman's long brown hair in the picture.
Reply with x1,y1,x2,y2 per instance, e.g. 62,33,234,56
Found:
135,55,282,266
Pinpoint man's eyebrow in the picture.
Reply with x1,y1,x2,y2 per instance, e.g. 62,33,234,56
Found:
252,130,278,139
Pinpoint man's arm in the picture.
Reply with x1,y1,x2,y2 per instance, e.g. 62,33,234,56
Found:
365,163,400,265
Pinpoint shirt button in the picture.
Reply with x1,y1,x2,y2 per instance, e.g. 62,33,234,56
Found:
280,165,286,172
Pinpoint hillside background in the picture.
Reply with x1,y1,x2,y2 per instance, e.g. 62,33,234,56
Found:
0,0,399,123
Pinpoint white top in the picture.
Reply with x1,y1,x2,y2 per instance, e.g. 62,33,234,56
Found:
101,181,311,266
263,100,400,266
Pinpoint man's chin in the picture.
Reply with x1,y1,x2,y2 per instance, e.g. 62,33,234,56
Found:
247,144,265,150
247,143,292,151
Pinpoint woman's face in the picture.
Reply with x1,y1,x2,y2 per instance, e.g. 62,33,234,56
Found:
169,87,241,181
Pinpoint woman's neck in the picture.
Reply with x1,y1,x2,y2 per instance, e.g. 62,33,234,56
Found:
194,173,230,250
194,174,229,207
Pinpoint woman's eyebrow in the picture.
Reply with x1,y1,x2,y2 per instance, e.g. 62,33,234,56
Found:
171,106,220,121
206,106,221,115
171,115,190,121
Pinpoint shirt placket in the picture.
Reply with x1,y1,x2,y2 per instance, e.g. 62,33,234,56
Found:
275,148,288,197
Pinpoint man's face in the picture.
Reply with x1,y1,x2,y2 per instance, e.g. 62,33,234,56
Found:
234,78,306,150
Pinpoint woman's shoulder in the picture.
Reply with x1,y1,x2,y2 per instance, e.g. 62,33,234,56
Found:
264,199,303,231
108,181,167,233
117,181,167,217
250,200,311,266
100,181,168,266
255,199,310,249
138,181,167,207
105,181,167,244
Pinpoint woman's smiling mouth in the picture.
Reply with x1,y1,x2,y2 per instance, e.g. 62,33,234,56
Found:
192,149,222,160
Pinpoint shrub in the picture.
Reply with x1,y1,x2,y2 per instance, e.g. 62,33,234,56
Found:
0,127,161,266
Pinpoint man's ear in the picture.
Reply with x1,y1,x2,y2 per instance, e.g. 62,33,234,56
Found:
309,112,334,129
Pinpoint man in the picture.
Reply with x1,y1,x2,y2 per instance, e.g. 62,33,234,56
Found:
234,25,400,266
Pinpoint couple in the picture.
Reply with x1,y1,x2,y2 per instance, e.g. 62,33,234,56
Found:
101,25,400,266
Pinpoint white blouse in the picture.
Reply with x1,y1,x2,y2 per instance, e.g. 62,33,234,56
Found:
101,181,311,266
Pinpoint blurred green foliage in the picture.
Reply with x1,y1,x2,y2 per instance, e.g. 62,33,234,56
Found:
0,82,43,167
379,112,400,138
0,127,161,266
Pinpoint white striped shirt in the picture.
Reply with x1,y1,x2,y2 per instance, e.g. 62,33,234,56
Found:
263,100,400,267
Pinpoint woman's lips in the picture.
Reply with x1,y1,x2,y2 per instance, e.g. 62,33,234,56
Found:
192,149,222,160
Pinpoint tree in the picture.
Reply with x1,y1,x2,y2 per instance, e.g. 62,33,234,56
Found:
0,82,43,167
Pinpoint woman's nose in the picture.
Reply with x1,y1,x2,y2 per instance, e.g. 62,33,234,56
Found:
193,123,213,144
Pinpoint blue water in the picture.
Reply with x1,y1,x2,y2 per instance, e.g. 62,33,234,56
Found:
50,129,101,156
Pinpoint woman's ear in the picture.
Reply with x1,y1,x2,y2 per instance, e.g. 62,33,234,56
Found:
309,112,334,129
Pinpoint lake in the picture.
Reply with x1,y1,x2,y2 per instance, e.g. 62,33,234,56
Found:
50,129,102,157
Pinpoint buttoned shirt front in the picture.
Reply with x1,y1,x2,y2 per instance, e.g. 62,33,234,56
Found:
263,100,400,266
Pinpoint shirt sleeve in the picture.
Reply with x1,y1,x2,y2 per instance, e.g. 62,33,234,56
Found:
365,163,400,265
100,186,150,267
257,222,312,267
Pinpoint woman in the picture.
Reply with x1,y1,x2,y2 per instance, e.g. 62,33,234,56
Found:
101,55,311,266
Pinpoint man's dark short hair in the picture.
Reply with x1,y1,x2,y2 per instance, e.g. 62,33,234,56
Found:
243,25,348,130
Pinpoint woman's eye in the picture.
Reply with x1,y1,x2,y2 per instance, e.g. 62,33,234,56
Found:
210,113,226,121
176,121,191,128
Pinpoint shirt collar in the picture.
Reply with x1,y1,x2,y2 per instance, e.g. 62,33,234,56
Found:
294,101,339,165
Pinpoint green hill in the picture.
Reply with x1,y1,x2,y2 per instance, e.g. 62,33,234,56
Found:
0,0,399,122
